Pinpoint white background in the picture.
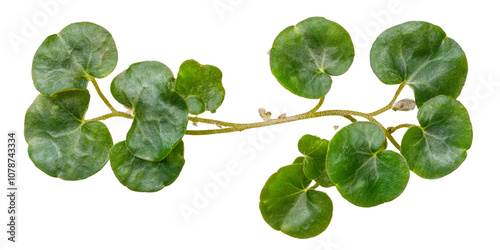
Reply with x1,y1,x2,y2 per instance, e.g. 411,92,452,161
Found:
1,0,499,249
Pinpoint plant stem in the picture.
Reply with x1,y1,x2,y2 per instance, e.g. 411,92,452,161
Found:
91,77,118,113
387,123,417,134
185,109,358,135
188,117,240,127
309,182,321,190
386,134,401,151
185,108,405,151
368,83,407,116
185,86,409,151
307,96,325,114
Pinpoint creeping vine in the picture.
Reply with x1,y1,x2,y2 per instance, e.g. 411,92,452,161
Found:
25,17,472,239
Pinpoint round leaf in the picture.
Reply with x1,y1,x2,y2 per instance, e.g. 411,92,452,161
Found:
260,164,333,239
24,89,113,180
293,156,334,188
270,17,355,99
370,21,467,107
298,134,328,179
110,141,185,192
326,122,409,207
111,61,188,161
32,22,118,95
175,59,225,115
401,95,472,179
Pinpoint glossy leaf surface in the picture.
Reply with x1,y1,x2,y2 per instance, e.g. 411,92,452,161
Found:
370,21,467,107
175,59,225,115
111,61,188,161
298,134,329,179
24,89,113,180
260,164,333,239
32,22,118,95
294,156,335,188
401,95,472,179
110,141,185,192
270,17,354,99
326,122,409,207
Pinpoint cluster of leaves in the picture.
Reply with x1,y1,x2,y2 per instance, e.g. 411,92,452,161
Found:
260,17,472,238
25,22,225,191
25,17,473,239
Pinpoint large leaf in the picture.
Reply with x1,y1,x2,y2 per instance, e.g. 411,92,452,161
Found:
24,89,113,180
370,21,467,107
32,22,118,95
111,61,188,161
270,17,354,99
401,95,472,179
260,164,333,239
326,122,409,207
110,141,185,192
175,59,225,115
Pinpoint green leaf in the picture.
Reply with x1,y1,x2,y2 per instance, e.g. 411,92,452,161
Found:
293,156,334,188
293,155,335,187
326,122,409,207
401,95,472,179
270,17,355,99
297,134,329,179
260,164,333,239
24,89,113,180
109,141,185,192
315,171,335,188
175,59,225,115
370,21,467,107
111,61,188,161
32,22,118,95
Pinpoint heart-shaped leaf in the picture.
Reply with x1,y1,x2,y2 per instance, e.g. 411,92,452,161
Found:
260,164,333,239
109,141,185,192
298,134,329,179
370,21,467,107
293,156,334,188
326,122,409,207
175,59,225,115
24,89,113,180
270,17,355,99
32,22,118,95
401,95,472,179
111,61,188,161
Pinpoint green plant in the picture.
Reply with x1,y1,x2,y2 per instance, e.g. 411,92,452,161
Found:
25,17,472,239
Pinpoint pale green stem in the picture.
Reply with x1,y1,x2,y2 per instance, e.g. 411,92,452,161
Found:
91,77,117,113
368,83,407,116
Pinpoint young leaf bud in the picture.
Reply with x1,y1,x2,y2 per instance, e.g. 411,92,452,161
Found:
259,108,272,120
392,98,416,111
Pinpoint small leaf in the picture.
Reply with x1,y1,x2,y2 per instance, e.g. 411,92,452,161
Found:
32,22,118,95
401,95,472,179
260,164,333,239
270,17,354,99
315,170,335,188
326,122,409,207
109,141,185,192
175,59,225,115
24,89,113,180
111,61,188,161
298,134,329,180
370,21,467,107
293,156,334,188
